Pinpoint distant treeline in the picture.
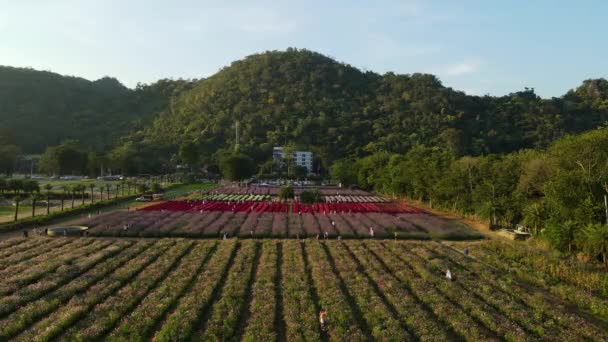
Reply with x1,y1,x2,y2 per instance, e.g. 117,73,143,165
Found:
331,128,608,264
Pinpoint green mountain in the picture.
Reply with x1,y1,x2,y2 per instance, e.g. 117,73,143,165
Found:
0,66,192,153
129,48,608,170
2,49,608,172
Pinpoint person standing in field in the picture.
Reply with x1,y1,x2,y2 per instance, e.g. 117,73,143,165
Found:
464,247,469,256
369,227,375,238
319,309,328,331
446,269,453,281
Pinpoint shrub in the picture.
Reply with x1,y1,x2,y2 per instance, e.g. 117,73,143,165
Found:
278,186,294,200
299,189,322,203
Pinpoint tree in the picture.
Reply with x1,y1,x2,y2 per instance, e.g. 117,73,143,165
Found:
138,183,150,194
60,185,69,211
151,182,162,194
299,189,321,203
89,183,96,203
577,224,608,266
8,179,23,194
30,192,40,218
218,153,255,181
544,220,579,253
179,142,200,170
44,184,52,215
80,184,86,205
13,195,22,221
279,186,294,200
70,185,77,208
0,178,6,194
23,180,39,195
330,159,358,186
522,201,547,235
0,145,21,176
38,142,88,176
293,166,308,179
97,184,105,200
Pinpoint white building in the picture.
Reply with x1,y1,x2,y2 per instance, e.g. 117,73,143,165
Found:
273,147,313,173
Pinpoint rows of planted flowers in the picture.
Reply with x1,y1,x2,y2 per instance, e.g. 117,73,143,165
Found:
142,200,289,213
80,206,480,239
0,238,607,341
322,195,388,203
190,194,272,202
142,200,423,214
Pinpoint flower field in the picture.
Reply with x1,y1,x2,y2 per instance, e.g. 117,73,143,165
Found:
0,237,606,341
141,200,422,214
76,208,482,239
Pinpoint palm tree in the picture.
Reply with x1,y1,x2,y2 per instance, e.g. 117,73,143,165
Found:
60,185,68,211
44,184,53,215
70,185,77,208
0,178,7,194
30,193,40,218
579,224,608,266
79,184,86,205
13,195,22,221
89,183,95,203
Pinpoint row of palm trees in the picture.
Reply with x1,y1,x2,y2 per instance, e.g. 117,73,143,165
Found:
7,180,145,222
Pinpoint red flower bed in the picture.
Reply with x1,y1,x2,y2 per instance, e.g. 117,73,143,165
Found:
142,200,288,213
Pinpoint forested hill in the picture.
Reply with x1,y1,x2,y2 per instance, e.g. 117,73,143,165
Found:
0,66,192,153
2,49,608,170
128,48,608,170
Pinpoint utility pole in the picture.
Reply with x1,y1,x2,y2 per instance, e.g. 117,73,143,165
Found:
604,194,608,225
235,120,240,152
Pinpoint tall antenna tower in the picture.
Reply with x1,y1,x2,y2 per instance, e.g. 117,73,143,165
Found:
235,120,240,151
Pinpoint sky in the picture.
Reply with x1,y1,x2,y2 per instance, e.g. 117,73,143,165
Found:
1,0,606,97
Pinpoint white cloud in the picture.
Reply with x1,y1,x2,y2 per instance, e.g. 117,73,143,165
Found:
444,60,483,76
445,61,481,76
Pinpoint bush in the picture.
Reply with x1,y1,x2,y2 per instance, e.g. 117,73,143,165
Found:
299,189,322,203
279,186,294,200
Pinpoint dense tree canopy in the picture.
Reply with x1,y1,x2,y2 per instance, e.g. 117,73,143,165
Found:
119,49,608,172
337,127,608,263
2,49,608,178
0,66,193,153
218,153,255,181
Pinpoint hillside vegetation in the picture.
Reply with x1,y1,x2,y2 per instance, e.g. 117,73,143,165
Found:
2,49,608,172
0,66,193,152
123,48,608,171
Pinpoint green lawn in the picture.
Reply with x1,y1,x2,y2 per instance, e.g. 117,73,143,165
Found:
162,183,216,199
